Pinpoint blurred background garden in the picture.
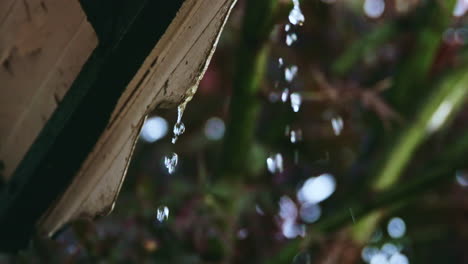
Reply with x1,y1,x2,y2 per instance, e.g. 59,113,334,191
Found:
2,0,468,263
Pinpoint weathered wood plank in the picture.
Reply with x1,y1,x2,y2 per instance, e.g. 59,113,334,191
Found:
38,0,237,236
0,0,236,252
0,0,97,180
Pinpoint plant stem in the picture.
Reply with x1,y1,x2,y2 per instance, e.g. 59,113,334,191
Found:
220,0,278,177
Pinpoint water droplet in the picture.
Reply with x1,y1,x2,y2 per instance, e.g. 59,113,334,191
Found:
171,122,185,143
266,157,276,173
171,105,187,144
290,92,302,113
364,0,385,18
281,88,290,102
290,129,302,143
289,0,305,26
284,65,298,82
387,217,406,238
278,57,284,67
331,116,344,136
266,153,284,174
156,206,169,223
286,33,298,46
164,153,178,174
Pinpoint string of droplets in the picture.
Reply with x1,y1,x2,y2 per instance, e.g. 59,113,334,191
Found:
158,103,190,224
164,104,188,175
265,0,310,242
267,0,305,175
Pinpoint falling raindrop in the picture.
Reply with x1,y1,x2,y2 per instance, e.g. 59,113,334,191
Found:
266,153,284,174
278,57,284,67
285,65,298,82
387,217,406,238
290,129,302,143
156,206,169,223
281,88,290,102
266,157,276,173
286,33,298,46
290,92,302,113
289,0,305,26
164,153,178,174
331,116,344,136
275,153,284,173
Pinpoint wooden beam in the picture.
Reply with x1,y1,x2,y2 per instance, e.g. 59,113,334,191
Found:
0,0,236,252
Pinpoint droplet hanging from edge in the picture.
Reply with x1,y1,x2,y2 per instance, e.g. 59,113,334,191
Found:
156,206,169,223
290,92,302,113
171,104,187,144
171,122,186,143
164,153,178,174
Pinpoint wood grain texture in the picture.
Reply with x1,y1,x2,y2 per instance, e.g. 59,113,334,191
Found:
38,0,237,236
0,0,97,180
